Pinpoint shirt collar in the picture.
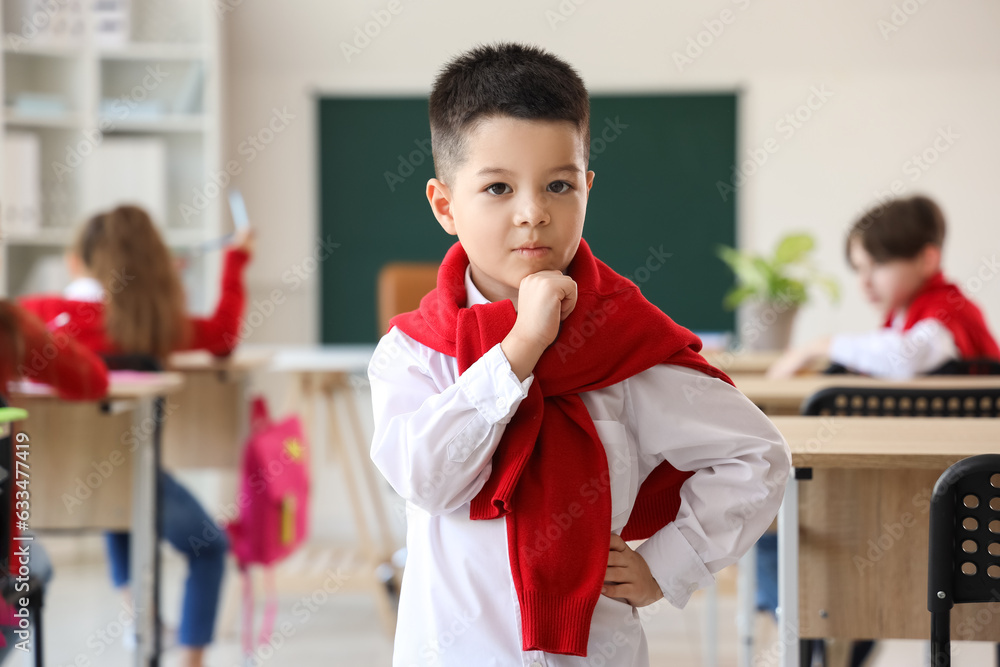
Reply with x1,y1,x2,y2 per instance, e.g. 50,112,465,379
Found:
464,265,490,307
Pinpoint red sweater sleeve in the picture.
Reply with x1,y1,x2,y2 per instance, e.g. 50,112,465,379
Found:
13,305,109,400
185,248,250,356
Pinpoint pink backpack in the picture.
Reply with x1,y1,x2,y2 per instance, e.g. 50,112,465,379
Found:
225,396,309,658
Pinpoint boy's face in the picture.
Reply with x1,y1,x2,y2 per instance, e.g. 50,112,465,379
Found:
847,237,939,312
426,116,595,305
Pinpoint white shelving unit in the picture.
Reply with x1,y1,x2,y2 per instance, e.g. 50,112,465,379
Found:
0,0,223,312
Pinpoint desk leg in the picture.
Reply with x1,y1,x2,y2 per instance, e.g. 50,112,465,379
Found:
704,579,718,667
736,544,756,667
338,377,395,559
777,473,799,667
129,397,157,667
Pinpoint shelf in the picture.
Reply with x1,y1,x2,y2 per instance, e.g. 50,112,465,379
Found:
3,43,206,61
100,114,207,133
98,43,207,61
2,43,85,58
5,227,215,250
0,0,221,307
164,229,213,248
4,228,74,246
3,111,84,129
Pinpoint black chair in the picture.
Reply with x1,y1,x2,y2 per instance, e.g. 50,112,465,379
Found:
102,354,166,666
801,386,1000,418
928,454,1000,667
929,358,1000,376
799,386,1000,667
823,358,1000,377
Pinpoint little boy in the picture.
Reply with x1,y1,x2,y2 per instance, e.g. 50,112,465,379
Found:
368,42,790,666
770,195,999,378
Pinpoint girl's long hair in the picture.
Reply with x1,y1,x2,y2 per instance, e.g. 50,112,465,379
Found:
75,205,190,359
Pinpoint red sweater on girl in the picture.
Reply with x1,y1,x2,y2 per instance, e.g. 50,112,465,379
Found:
2,305,109,400
17,248,250,358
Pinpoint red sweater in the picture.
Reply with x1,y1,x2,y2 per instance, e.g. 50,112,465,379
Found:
883,271,1000,360
391,240,732,656
18,248,250,359
2,304,109,401
0,304,109,635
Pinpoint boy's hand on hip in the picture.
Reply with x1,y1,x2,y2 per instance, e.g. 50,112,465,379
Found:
501,271,577,382
602,533,663,608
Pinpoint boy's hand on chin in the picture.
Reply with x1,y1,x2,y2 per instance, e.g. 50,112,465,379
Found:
509,270,578,350
602,534,663,608
501,270,577,382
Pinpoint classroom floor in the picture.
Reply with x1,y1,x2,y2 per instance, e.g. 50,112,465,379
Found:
23,535,999,667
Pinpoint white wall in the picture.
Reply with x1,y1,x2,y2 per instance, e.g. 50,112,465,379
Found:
222,0,1000,347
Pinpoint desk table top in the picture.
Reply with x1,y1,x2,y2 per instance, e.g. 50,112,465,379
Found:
9,370,184,400
771,415,1000,469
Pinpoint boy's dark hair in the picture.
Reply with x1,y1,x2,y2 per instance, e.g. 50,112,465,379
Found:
428,42,590,184
846,194,946,265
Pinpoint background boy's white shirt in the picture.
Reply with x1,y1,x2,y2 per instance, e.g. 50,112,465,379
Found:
369,265,791,666
828,313,958,379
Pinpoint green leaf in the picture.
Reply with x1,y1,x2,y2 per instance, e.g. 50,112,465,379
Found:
816,276,841,304
772,277,808,305
751,257,777,293
717,235,840,308
774,233,814,266
722,285,757,310
717,245,768,294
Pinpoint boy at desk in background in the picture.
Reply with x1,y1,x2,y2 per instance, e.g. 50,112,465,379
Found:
770,194,1000,379
367,42,791,666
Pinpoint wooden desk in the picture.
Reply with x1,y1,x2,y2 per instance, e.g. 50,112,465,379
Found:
163,348,272,468
703,350,828,376
770,416,1000,666
9,372,183,667
265,345,400,632
733,374,1000,415
10,373,183,530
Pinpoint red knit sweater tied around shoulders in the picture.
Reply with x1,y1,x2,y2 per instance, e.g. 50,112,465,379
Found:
883,271,1000,360
389,240,732,656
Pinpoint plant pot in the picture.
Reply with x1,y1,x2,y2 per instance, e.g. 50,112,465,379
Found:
737,300,799,352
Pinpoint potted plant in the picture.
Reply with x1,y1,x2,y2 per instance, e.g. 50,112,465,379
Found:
717,232,839,351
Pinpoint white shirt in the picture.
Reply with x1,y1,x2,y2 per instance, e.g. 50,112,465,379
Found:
63,276,103,302
368,266,791,667
829,313,958,379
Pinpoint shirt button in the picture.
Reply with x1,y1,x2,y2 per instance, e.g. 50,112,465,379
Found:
496,397,507,409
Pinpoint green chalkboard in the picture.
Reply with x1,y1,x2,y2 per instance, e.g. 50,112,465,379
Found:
318,94,737,343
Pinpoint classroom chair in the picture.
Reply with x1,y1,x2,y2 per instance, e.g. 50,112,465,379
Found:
822,358,1000,377
929,358,1000,376
376,262,439,335
927,454,1000,667
799,386,1000,667
801,386,1000,418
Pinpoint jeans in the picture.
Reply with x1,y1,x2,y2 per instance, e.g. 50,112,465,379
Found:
756,532,779,616
105,472,228,647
